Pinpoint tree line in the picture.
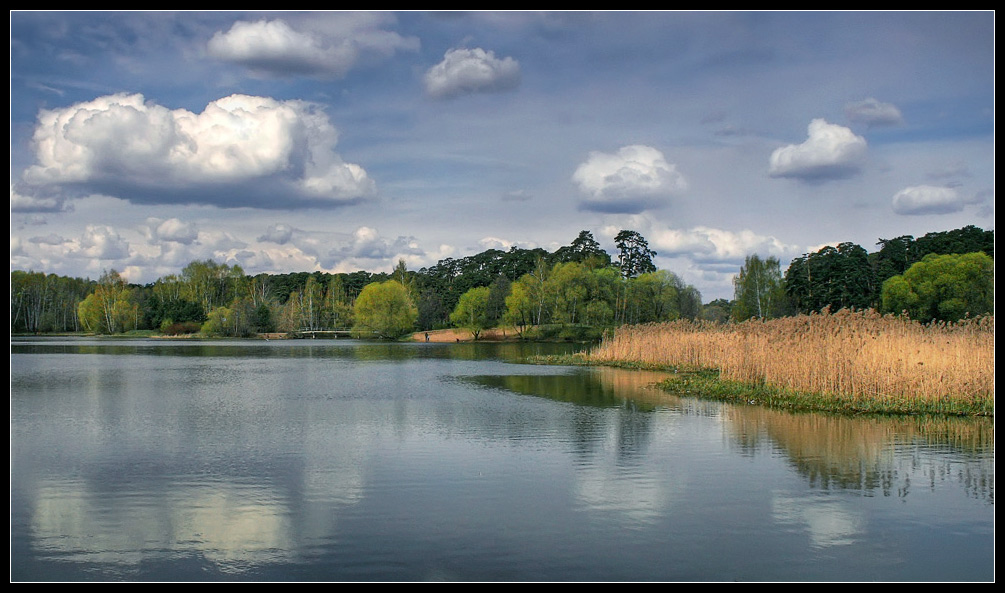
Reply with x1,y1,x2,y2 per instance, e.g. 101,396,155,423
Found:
10,225,993,337
731,225,993,324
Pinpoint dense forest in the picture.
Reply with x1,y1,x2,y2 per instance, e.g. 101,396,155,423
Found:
10,225,994,338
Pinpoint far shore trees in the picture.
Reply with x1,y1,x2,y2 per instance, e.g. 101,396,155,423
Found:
450,286,492,339
12,225,994,336
732,255,788,321
77,270,139,334
881,252,993,323
352,280,418,339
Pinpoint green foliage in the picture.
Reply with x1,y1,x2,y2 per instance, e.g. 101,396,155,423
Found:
733,255,788,321
11,270,92,333
547,262,591,324
871,225,994,288
279,275,353,332
484,275,511,326
144,294,205,329
503,276,538,334
880,252,993,322
416,289,449,331
785,242,876,313
201,298,257,337
77,270,140,334
352,280,418,339
614,230,657,278
201,306,235,337
550,230,612,267
160,320,202,335
450,286,492,339
701,298,733,323
180,259,247,313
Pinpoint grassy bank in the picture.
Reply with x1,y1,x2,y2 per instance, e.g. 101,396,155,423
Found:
567,309,994,417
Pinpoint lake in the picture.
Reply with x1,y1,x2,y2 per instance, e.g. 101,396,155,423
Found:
10,337,994,581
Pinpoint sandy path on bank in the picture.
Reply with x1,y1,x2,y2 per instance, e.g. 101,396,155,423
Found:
410,327,519,342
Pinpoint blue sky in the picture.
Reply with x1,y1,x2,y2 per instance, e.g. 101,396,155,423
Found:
10,11,995,300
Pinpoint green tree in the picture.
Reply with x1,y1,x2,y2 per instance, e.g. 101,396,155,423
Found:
701,299,733,323
450,286,492,339
785,242,875,313
546,262,590,324
880,252,993,322
503,276,541,334
551,230,612,267
77,270,139,334
733,255,786,320
352,280,418,339
484,275,512,327
614,230,657,279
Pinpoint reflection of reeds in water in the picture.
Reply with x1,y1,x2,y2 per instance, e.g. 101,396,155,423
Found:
724,405,994,500
588,310,994,413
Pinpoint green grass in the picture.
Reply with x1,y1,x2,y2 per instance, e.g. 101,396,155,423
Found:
656,370,992,417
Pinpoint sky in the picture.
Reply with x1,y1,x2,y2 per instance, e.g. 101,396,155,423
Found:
10,11,995,301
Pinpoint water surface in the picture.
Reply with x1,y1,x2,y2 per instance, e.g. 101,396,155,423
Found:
11,337,994,581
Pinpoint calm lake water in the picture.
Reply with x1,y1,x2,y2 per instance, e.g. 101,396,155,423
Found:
10,337,994,582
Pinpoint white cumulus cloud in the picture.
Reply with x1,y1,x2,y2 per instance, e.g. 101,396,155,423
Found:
769,119,867,181
891,185,977,215
208,18,419,78
75,225,131,260
22,93,376,208
573,145,687,213
648,225,797,264
424,47,521,99
150,218,199,245
844,97,904,128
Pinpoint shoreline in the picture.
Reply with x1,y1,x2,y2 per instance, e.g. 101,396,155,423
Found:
528,353,993,418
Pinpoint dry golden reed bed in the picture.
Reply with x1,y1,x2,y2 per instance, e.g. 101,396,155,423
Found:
588,309,994,414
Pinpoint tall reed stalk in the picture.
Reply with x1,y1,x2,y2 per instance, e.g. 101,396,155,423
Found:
588,309,994,413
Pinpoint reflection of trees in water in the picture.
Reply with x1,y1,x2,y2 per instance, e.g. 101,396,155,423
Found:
724,406,994,501
464,367,669,463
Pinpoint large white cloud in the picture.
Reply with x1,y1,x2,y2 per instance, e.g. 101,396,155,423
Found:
891,185,978,215
148,218,199,245
22,93,376,208
611,223,797,265
207,18,419,78
424,48,521,99
844,97,904,128
573,145,687,213
74,225,131,260
769,119,867,181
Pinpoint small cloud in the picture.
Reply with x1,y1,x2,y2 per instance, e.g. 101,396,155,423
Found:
329,226,425,265
424,47,521,99
927,160,972,181
573,145,687,213
28,233,67,246
478,236,515,250
10,184,72,213
844,98,904,128
207,18,418,79
258,223,296,245
152,218,199,245
891,185,983,215
769,119,867,181
501,189,532,202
